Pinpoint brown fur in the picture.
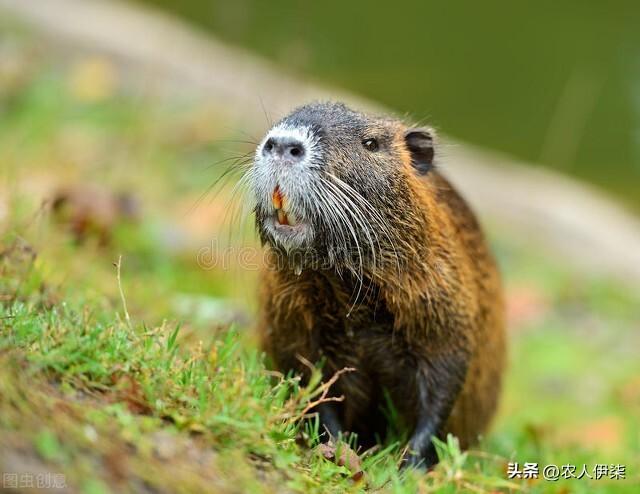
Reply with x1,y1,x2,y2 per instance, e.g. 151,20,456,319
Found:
255,105,505,460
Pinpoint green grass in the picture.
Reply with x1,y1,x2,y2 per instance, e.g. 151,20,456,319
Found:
1,23,639,493
0,237,513,493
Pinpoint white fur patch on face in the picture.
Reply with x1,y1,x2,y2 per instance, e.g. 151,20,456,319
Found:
255,123,320,165
252,122,321,250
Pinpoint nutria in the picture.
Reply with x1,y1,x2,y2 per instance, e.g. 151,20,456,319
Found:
250,102,505,468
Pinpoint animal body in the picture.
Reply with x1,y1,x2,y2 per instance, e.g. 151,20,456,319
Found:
250,102,505,467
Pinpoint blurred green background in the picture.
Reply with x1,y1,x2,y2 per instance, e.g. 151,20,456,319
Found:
139,0,640,211
2,1,640,491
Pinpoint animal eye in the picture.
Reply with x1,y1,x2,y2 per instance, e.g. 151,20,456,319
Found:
362,138,379,152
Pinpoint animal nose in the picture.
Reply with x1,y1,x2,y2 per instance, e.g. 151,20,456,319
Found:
262,137,306,162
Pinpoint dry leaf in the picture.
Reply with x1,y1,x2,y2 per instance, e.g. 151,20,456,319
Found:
317,441,364,482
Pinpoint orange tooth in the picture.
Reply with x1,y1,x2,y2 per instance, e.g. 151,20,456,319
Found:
273,186,284,210
277,209,289,225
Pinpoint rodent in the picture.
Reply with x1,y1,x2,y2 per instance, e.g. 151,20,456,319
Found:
250,102,505,468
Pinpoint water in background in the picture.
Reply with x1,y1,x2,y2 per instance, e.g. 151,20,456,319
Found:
139,0,640,211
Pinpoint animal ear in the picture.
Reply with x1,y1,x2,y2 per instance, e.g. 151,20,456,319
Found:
404,128,435,174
